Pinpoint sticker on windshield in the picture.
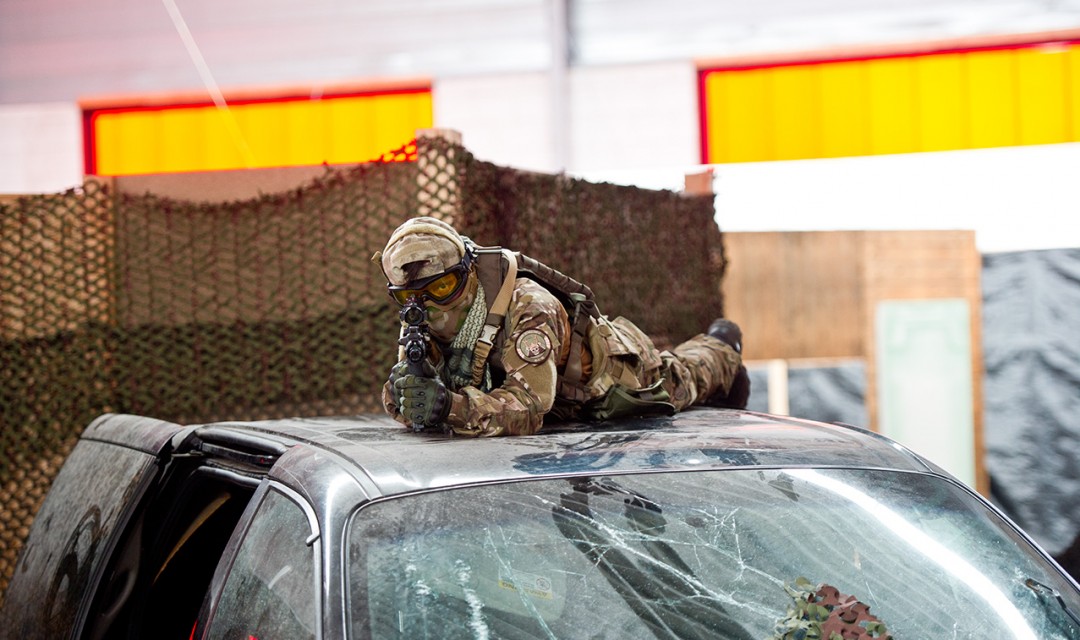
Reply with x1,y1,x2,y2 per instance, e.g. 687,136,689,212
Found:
498,569,554,600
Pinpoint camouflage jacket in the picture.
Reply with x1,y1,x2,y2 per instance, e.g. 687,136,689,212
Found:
383,278,570,437
382,277,742,437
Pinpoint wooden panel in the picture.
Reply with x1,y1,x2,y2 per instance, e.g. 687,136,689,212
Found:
723,229,986,494
722,231,863,360
722,232,788,357
860,230,984,494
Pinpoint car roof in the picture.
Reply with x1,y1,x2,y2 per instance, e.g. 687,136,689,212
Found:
190,407,940,498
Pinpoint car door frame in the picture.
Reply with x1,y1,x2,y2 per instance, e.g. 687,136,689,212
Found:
193,441,373,640
0,414,192,638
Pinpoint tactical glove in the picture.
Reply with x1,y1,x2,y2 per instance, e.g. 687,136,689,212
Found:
394,374,451,428
386,360,411,410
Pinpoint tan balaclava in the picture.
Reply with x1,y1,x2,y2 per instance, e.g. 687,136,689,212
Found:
380,217,478,341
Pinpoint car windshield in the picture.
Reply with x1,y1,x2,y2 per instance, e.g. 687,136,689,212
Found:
346,468,1080,639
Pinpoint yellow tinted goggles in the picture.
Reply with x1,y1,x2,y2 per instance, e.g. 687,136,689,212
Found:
388,264,469,306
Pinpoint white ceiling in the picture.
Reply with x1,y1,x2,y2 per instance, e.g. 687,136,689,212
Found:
3,0,1080,103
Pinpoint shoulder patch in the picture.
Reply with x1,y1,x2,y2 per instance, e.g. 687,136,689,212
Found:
515,328,552,364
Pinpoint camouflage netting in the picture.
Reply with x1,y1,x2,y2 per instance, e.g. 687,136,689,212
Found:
457,158,725,348
0,135,724,605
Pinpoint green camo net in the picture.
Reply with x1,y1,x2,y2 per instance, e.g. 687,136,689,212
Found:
0,136,725,604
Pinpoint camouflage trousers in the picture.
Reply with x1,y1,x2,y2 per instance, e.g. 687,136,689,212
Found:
659,333,742,410
584,316,741,412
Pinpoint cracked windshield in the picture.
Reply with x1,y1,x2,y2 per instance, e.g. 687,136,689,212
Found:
348,469,1080,639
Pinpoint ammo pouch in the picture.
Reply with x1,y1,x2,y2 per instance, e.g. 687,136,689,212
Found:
580,378,675,421
579,316,674,420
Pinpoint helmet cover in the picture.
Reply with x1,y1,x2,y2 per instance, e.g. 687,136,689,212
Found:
381,217,466,286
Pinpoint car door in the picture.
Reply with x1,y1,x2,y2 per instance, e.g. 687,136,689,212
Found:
0,414,189,638
193,482,322,640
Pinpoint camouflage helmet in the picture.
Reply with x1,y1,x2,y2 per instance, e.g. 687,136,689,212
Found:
380,217,467,286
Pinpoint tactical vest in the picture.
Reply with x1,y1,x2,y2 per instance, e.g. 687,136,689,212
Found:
466,241,675,420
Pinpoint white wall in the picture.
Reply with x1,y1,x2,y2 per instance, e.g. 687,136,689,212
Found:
2,0,1079,254
435,61,698,174
0,103,82,194
577,141,1080,254
5,0,1080,104
569,62,699,172
710,143,1080,254
434,73,556,174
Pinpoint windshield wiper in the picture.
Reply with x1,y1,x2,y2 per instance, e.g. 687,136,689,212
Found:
1025,577,1080,632
552,477,753,640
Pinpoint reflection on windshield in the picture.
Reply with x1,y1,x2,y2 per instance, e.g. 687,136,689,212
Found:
790,469,1036,640
551,476,755,639
347,469,1080,640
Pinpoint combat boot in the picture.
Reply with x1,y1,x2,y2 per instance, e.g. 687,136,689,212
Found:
707,318,742,353
704,318,751,409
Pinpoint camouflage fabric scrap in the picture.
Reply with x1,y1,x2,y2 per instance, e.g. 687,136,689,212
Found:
770,577,893,640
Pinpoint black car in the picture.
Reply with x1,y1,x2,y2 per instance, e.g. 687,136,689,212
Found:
2,408,1079,639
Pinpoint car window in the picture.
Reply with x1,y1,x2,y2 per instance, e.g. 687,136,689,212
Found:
347,469,1080,640
205,488,318,640
0,440,157,637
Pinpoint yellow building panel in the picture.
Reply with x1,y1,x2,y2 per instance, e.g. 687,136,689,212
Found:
819,60,870,158
88,90,432,175
202,107,251,171
90,113,125,175
768,64,822,161
95,110,158,175
371,93,434,158
327,97,374,164
701,71,730,163
701,41,1078,163
157,108,206,173
965,49,1018,149
283,100,326,167
1016,46,1069,145
1070,44,1080,141
402,91,434,144
703,69,773,163
866,56,918,155
244,102,295,168
915,53,968,152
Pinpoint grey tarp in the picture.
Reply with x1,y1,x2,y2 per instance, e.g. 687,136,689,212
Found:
744,363,866,427
737,248,1080,577
982,248,1080,557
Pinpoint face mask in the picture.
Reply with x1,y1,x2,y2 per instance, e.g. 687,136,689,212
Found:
424,274,478,342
